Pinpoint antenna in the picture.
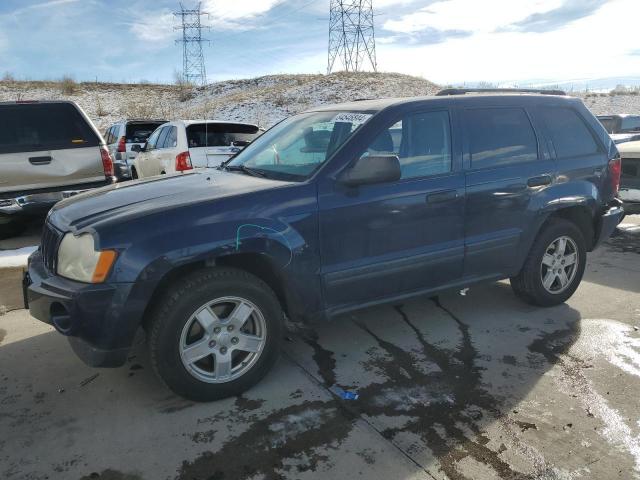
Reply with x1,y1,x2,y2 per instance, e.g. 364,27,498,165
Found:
174,2,210,86
327,0,377,74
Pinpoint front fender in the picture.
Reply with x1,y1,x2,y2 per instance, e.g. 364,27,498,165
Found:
113,217,304,283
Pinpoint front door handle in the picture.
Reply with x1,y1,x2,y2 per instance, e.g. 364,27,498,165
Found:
29,156,52,165
527,175,552,188
426,190,458,204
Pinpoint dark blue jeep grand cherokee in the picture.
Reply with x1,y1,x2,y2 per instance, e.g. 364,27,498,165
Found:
25,89,624,401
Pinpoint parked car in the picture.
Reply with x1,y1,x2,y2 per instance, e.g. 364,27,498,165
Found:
0,100,114,239
104,120,167,181
130,120,261,179
616,140,640,214
25,89,623,401
597,114,640,144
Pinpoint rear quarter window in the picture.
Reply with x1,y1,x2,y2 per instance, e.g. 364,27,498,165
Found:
465,108,538,169
0,103,99,154
539,107,600,158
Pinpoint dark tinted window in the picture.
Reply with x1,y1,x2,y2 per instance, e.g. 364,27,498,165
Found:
0,103,99,154
363,111,452,179
621,116,640,133
186,123,260,148
597,116,616,134
126,122,165,143
466,108,538,168
540,107,599,158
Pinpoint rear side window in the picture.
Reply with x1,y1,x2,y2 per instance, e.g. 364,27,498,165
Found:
539,107,600,158
186,123,260,148
126,122,165,143
466,108,538,169
146,127,163,150
162,127,177,149
0,103,99,154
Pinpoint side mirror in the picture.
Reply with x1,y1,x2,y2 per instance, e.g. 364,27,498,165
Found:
339,155,401,187
131,144,142,153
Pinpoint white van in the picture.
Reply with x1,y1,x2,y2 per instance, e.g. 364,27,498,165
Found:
130,120,261,179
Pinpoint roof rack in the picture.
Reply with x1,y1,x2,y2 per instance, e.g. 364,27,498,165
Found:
436,88,567,96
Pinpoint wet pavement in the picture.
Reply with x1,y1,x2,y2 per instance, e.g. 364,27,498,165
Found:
1,217,639,480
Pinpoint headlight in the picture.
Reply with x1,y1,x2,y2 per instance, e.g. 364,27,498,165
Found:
57,233,117,283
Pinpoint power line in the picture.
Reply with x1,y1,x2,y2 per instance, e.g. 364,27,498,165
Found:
174,2,210,86
328,0,377,74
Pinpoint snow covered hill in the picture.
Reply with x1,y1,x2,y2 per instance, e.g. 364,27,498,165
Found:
1,72,639,134
0,72,439,132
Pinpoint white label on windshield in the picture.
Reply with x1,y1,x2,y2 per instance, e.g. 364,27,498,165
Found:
332,112,372,126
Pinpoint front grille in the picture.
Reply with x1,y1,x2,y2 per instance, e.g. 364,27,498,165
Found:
41,222,63,273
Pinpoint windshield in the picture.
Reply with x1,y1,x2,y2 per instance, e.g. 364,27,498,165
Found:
225,111,373,181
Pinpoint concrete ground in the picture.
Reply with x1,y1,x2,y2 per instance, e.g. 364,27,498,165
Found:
0,216,639,480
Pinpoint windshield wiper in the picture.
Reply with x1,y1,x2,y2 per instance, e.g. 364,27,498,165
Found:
224,164,267,178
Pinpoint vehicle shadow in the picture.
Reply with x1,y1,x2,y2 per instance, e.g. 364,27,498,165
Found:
287,281,583,478
0,281,582,479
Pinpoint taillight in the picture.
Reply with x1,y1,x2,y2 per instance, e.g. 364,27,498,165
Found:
100,145,115,178
176,151,193,172
117,136,126,153
608,156,622,195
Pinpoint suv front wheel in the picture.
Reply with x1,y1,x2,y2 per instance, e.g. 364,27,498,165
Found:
147,267,282,401
511,218,587,307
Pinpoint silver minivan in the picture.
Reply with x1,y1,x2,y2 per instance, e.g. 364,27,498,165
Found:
0,101,114,237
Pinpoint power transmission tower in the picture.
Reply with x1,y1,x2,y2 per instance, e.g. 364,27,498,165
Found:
327,0,377,74
174,2,210,86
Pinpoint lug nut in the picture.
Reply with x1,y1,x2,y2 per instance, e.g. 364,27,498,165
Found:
213,327,221,334
208,340,216,348
231,337,239,345
227,325,234,332
220,346,228,354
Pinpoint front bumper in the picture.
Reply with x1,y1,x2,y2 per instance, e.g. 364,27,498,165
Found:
593,202,625,249
24,250,146,367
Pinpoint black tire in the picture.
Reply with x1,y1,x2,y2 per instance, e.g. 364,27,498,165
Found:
131,167,139,180
147,267,283,401
510,218,587,307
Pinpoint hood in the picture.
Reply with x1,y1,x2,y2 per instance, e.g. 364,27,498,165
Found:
50,169,291,231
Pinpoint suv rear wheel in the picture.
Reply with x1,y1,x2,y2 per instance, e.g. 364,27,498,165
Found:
147,267,282,401
511,218,587,307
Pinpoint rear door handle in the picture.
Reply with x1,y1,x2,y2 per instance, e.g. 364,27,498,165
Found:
426,190,458,203
29,156,52,165
527,175,552,188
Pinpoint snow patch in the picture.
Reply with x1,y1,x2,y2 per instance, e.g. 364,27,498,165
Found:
0,246,37,268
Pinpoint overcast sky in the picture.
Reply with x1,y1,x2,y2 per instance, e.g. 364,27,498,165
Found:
0,0,638,86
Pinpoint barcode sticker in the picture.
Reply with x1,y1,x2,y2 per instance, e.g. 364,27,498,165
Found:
332,112,372,126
